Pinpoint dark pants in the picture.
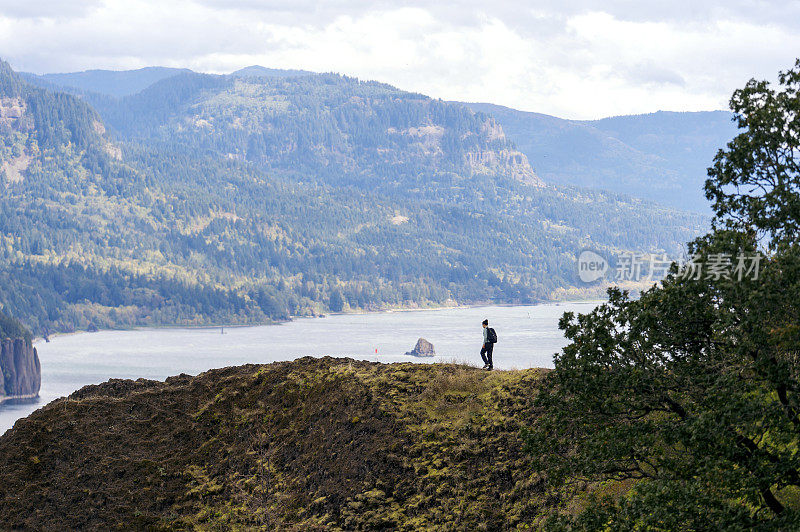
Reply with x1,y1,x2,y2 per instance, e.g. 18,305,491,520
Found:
480,343,494,367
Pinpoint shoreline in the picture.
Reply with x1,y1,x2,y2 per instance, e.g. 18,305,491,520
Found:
34,298,606,344
0,393,39,406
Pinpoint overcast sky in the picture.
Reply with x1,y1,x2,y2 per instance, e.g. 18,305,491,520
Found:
1,0,798,119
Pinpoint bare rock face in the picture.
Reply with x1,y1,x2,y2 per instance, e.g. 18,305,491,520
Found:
464,148,543,187
405,338,435,357
461,118,544,187
0,338,41,399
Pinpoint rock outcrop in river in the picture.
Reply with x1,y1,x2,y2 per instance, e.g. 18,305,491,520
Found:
0,338,41,401
404,337,435,357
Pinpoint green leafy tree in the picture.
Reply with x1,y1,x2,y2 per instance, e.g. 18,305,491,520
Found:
706,60,800,250
525,60,800,529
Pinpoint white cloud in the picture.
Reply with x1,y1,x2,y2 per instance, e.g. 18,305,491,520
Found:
0,0,798,118
0,0,102,19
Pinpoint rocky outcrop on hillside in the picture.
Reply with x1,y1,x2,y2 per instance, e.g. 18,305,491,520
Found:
0,338,41,401
0,357,580,530
466,147,543,186
0,96,32,183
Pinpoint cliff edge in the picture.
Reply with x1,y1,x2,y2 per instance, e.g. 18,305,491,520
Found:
0,357,577,530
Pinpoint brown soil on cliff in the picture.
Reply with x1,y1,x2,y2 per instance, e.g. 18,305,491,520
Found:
0,357,568,530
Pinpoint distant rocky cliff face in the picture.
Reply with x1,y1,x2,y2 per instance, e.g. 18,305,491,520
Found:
0,338,40,400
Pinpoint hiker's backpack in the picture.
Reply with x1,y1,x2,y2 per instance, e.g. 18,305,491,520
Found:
487,327,498,344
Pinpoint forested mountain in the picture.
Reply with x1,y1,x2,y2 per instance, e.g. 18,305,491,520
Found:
464,102,737,212
24,67,737,214
0,59,705,334
93,72,543,189
23,67,193,97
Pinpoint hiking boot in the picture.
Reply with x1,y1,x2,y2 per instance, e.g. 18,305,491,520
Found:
482,364,488,369
485,366,493,371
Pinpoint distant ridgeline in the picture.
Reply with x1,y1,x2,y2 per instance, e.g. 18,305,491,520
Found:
0,59,707,334
0,313,40,402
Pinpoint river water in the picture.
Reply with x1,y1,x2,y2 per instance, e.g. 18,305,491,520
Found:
0,301,599,435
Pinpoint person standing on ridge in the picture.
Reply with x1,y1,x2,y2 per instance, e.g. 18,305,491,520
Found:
480,319,497,370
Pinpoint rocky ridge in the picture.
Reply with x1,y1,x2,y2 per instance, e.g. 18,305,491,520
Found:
0,357,603,530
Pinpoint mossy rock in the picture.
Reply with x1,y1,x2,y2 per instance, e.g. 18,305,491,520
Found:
0,357,592,530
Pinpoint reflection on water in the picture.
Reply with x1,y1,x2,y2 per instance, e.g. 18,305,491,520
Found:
1,301,600,435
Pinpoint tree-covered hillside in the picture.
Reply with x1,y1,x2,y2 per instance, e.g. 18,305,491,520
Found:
91,71,543,189
27,67,738,213
0,59,705,334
